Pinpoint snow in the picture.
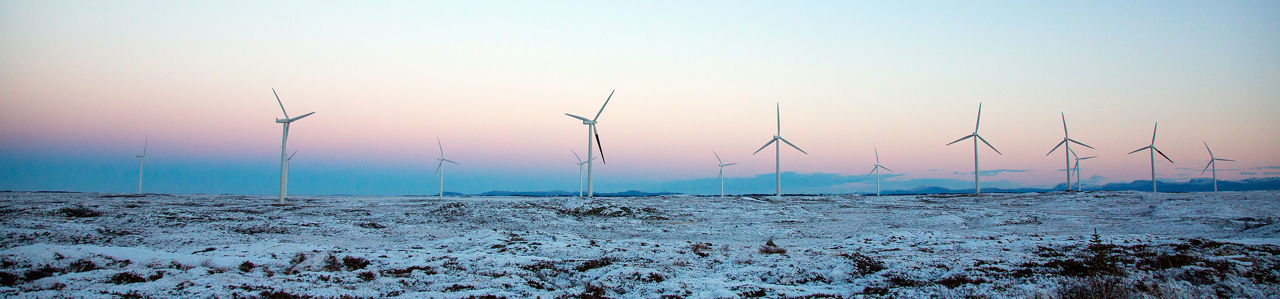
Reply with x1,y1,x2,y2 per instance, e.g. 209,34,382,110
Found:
1,191,1278,298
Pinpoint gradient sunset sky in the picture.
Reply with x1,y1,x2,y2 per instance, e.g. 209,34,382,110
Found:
2,1,1278,195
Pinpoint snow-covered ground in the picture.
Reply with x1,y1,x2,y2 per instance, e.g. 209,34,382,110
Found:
1,191,1278,298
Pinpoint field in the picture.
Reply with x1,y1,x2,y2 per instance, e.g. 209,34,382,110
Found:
1,191,1278,298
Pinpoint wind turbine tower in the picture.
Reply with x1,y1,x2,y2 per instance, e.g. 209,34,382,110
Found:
571,149,594,198
867,148,893,197
753,103,808,199
714,151,738,197
136,138,147,194
1070,148,1096,191
272,89,315,204
1046,113,1093,191
564,90,614,198
435,138,459,199
1201,141,1234,192
946,103,1002,194
1127,123,1173,192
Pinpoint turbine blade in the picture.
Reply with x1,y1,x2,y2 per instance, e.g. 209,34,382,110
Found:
1080,156,1096,160
1068,139,1093,149
946,134,975,146
1128,146,1151,154
595,129,606,164
571,149,582,163
1202,160,1213,174
288,150,297,160
1216,158,1235,162
723,162,737,166
977,135,1001,155
753,139,777,155
592,89,615,121
142,137,148,156
1153,147,1173,163
1203,141,1213,157
714,151,722,164
881,165,894,173
780,137,807,154
272,88,289,119
437,137,445,157
975,103,982,132
444,159,459,164
1046,139,1067,156
1061,112,1068,136
776,102,781,135
288,111,315,122
565,113,591,122
874,148,880,162
1151,122,1158,145
867,167,877,175
435,161,442,175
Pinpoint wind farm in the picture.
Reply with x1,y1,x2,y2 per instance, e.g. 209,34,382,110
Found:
3,1,1279,298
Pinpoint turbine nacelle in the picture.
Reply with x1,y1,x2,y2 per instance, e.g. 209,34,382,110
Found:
276,112,316,124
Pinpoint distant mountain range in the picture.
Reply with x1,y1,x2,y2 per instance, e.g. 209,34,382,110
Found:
868,177,1280,195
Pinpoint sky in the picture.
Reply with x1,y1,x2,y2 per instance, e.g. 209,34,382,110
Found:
2,0,1279,195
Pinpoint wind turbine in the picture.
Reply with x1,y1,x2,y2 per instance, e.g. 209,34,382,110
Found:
1201,141,1234,192
564,90,614,198
1127,123,1173,192
867,148,893,197
946,103,1001,194
571,149,595,198
135,138,147,195
435,138,459,199
272,89,315,204
753,103,807,199
1046,113,1093,191
714,151,738,197
1070,148,1096,191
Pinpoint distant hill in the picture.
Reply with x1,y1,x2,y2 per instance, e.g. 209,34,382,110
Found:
879,177,1280,195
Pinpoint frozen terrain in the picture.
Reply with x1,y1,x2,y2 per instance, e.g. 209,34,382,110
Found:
1,191,1278,298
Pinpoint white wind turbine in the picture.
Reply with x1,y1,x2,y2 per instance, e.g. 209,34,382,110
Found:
1127,123,1173,193
1046,113,1093,191
1069,148,1096,191
571,149,595,198
867,148,893,197
272,89,315,204
714,151,738,197
946,103,1001,194
435,138,459,199
135,138,147,194
753,103,807,199
1201,141,1234,192
564,90,614,198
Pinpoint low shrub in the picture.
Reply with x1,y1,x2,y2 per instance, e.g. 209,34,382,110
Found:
357,271,376,282
576,257,614,272
60,206,101,218
24,265,58,281
759,237,786,255
108,272,147,284
67,259,98,273
342,256,370,271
